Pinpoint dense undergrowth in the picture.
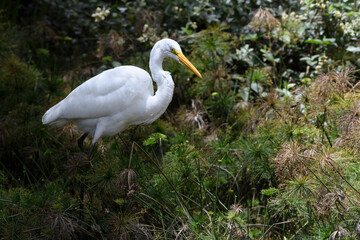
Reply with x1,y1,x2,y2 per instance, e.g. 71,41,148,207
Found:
1,0,360,239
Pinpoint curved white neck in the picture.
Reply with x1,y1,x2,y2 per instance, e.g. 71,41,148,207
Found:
149,48,164,81
146,47,175,121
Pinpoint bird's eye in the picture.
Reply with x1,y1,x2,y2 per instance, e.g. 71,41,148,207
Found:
170,48,178,56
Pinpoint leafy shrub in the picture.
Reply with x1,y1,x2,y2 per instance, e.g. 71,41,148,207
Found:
1,0,360,239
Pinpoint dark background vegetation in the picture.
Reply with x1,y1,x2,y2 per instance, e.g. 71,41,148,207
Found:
1,0,360,239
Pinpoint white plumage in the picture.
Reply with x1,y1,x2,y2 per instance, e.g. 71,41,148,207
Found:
42,39,202,153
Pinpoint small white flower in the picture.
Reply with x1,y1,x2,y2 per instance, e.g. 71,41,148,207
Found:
282,12,288,20
92,7,111,22
193,6,201,16
334,11,342,18
190,21,198,29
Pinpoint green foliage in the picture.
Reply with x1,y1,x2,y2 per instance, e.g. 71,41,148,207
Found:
143,132,167,146
1,0,360,239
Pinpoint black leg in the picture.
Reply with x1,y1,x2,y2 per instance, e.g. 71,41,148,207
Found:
77,133,89,152
117,133,125,145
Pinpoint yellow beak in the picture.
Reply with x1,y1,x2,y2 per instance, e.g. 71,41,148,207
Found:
175,51,202,79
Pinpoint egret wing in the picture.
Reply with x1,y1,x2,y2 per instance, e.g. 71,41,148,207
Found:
58,66,154,120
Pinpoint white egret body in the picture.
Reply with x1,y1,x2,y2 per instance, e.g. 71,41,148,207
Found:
42,39,201,153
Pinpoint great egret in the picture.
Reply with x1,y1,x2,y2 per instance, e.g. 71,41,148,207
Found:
42,38,202,155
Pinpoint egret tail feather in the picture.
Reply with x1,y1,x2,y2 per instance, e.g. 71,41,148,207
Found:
42,103,66,126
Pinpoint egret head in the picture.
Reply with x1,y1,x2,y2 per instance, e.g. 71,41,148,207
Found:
156,38,202,79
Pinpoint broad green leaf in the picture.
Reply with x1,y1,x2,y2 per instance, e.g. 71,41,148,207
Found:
305,39,323,44
143,133,167,146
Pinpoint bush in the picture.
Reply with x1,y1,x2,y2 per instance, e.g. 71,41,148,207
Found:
1,0,360,239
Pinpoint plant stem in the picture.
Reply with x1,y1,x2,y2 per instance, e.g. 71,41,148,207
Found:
129,141,135,168
132,141,193,219
298,155,331,192
196,157,204,218
322,107,332,147
329,161,360,197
